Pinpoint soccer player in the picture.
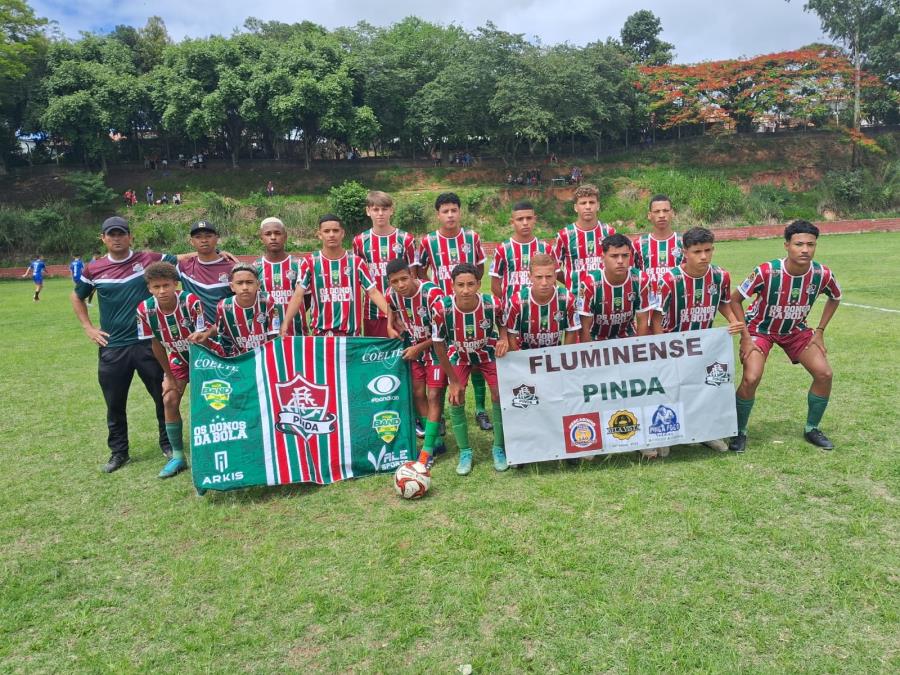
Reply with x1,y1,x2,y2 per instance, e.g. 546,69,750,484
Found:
385,258,446,459
649,227,745,455
22,254,46,301
256,216,306,335
489,201,553,309
70,255,85,288
280,215,397,338
553,184,617,294
202,263,280,356
352,191,417,337
729,221,841,453
430,263,508,475
136,261,210,478
633,195,683,307
418,192,492,431
500,253,580,351
177,221,234,324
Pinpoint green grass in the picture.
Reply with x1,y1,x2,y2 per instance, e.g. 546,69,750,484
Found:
1,233,898,672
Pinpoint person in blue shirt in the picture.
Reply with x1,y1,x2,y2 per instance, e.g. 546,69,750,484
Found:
22,255,46,301
70,255,85,288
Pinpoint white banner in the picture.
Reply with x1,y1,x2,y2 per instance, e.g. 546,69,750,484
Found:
497,328,738,463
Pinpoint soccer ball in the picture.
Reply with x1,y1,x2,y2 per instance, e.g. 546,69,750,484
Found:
394,461,431,499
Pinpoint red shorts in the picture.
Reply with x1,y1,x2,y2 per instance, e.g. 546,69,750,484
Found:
411,361,448,389
169,352,190,382
750,329,814,364
364,317,389,338
453,361,498,389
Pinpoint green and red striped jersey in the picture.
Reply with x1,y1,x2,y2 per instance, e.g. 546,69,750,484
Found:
418,229,486,294
176,256,234,324
489,237,553,300
658,265,732,333
632,232,683,290
255,254,306,335
352,228,418,320
215,292,279,356
739,258,841,335
578,270,647,340
505,287,580,349
136,291,205,360
431,294,498,365
387,280,444,364
297,252,375,336
553,222,617,293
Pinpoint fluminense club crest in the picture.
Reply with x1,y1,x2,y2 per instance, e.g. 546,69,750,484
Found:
705,361,732,386
511,384,539,409
274,374,337,439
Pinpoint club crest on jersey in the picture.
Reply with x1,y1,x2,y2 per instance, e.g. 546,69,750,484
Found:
132,262,144,273
217,273,228,283
372,410,401,443
461,243,471,255
511,384,539,409
708,283,718,296
479,318,492,330
553,310,564,322
392,243,405,254
274,374,337,439
705,361,732,386
416,306,428,318
806,284,817,295
256,313,266,324
287,269,296,281
201,380,232,410
672,247,681,258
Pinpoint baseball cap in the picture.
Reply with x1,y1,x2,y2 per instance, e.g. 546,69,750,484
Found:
190,220,218,235
101,216,130,234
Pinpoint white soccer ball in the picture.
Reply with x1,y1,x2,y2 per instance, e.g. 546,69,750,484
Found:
394,461,431,499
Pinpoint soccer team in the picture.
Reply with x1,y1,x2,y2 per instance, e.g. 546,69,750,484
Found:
69,185,842,481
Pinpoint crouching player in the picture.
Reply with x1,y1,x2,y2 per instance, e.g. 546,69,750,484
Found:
649,227,745,455
385,259,447,466
430,263,508,475
136,262,212,478
729,221,841,452
200,263,280,356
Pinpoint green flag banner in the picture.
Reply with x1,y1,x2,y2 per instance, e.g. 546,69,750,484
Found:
189,337,416,493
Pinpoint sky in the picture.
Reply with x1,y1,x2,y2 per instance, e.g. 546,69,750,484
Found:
30,0,833,64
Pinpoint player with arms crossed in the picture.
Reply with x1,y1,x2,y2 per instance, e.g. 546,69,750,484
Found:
633,194,683,308
489,201,553,310
352,191,417,337
729,221,841,453
418,192,493,431
281,215,396,338
256,217,306,336
553,184,617,295
431,263,508,475
649,227,744,456
385,259,447,464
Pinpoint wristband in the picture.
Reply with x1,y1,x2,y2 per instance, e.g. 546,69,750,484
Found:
815,326,825,332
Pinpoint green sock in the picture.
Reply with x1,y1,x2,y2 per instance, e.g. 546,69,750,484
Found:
735,396,755,436
417,414,426,428
423,420,440,454
806,392,829,433
165,421,185,461
472,371,487,414
492,401,504,448
449,404,471,451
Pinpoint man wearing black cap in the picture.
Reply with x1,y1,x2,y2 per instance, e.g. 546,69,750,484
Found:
176,220,234,332
72,216,178,473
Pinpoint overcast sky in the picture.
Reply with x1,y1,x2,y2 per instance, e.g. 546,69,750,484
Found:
31,0,832,64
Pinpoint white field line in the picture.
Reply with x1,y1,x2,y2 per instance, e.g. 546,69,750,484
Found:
842,302,900,314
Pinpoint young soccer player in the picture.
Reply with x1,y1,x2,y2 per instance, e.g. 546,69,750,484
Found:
553,184,617,294
201,263,280,356
280,215,397,338
385,258,446,458
22,255,46,301
177,221,234,324
136,261,210,478
418,192,492,431
649,227,745,455
633,195,683,307
70,255,85,288
430,263,508,475
729,221,841,453
352,191,418,337
255,216,306,335
500,253,580,351
489,201,553,308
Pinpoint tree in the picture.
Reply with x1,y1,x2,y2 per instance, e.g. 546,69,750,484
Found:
620,10,674,66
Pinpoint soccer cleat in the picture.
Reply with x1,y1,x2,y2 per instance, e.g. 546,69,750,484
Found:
415,420,426,438
433,442,447,456
729,434,747,453
804,428,834,450
158,457,188,479
475,411,493,431
424,454,435,471
103,454,130,473
456,449,473,475
703,439,729,452
492,446,508,472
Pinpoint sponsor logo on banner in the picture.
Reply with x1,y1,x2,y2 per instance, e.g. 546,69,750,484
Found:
646,404,685,443
200,449,245,486
607,409,640,440
201,380,232,410
193,419,249,447
367,444,412,472
511,384,539,409
372,410,401,443
562,413,603,453
705,361,732,386
361,345,403,368
367,374,400,396
193,357,239,377
274,374,337,439
214,451,228,471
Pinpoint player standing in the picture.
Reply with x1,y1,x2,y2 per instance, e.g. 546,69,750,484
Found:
633,195,683,308
176,221,234,325
553,184,617,294
255,216,306,335
352,191,418,337
729,221,841,452
22,254,46,301
489,200,553,311
203,263,280,356
418,192,492,431
70,255,85,288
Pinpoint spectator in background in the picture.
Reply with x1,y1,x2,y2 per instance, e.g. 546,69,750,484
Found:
266,181,275,197
173,192,182,205
146,186,154,205
161,192,169,205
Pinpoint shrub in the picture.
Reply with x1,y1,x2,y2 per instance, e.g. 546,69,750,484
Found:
63,172,117,211
394,198,430,234
327,180,369,235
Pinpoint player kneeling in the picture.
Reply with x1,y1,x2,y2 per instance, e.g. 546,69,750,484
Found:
136,262,215,478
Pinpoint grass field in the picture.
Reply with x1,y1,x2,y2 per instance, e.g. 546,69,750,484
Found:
1,233,898,672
